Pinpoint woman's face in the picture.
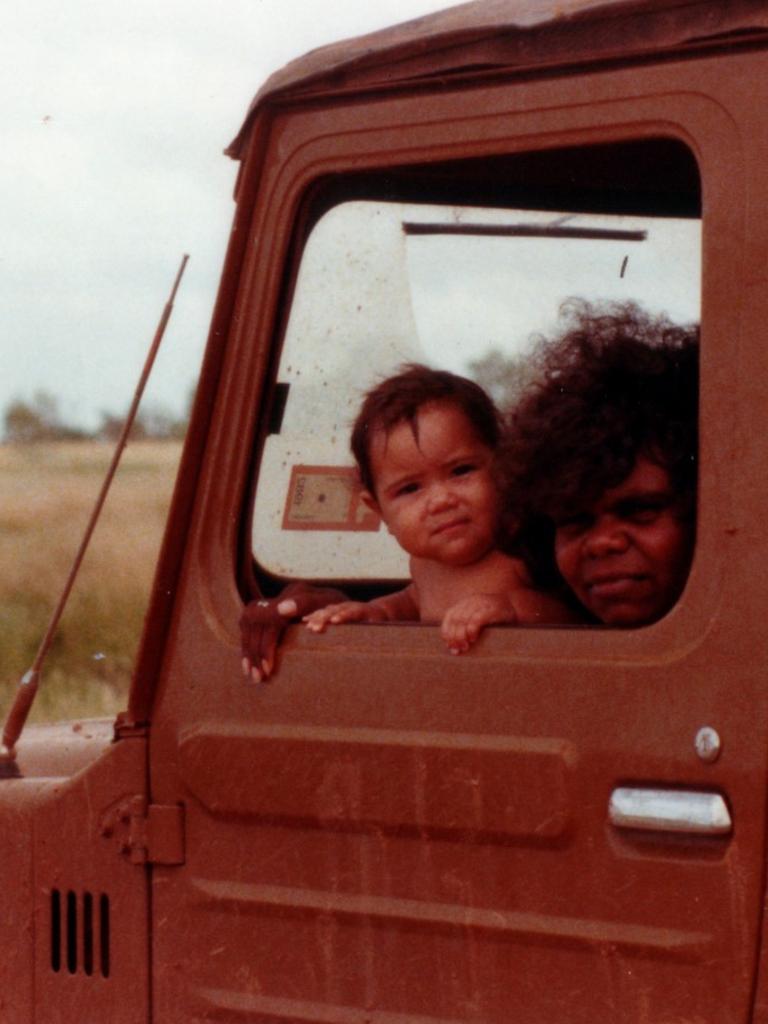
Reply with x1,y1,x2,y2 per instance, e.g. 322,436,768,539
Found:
553,457,694,626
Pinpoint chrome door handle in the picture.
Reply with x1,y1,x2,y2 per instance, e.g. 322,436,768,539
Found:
609,787,732,835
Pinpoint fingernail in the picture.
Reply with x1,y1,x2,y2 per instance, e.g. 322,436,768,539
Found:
241,657,250,677
250,667,261,683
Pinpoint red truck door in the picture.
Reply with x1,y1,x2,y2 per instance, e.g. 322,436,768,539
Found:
147,40,768,1024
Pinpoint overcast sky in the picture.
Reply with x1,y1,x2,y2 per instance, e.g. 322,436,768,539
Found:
2,0,464,433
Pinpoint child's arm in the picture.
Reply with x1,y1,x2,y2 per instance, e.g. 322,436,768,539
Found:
441,592,519,654
441,587,583,654
304,584,419,633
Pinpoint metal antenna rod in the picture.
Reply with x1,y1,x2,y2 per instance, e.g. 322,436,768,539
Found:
0,254,189,770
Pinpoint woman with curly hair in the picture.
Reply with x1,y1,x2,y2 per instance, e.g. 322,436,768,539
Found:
501,299,699,626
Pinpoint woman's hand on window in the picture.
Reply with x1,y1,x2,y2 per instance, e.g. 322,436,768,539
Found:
240,582,346,682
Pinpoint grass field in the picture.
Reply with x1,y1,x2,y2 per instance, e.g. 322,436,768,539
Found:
0,440,183,724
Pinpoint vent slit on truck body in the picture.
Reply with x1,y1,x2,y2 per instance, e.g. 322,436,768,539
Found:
66,891,77,974
82,891,94,975
50,890,110,979
100,894,111,979
50,890,61,972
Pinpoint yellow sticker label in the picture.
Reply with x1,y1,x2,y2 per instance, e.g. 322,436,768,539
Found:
282,465,380,532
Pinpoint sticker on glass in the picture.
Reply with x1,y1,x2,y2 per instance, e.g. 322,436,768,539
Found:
282,465,381,532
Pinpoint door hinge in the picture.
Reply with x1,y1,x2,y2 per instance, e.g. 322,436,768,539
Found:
101,795,185,866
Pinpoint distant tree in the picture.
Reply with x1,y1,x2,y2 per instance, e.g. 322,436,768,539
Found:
468,348,541,414
177,381,196,437
97,400,189,442
134,406,176,440
4,399,44,443
3,391,86,443
96,411,125,442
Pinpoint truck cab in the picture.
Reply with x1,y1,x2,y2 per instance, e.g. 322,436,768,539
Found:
5,2,768,1021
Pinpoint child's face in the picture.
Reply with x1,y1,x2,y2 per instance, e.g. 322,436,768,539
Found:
363,401,498,567
553,456,694,625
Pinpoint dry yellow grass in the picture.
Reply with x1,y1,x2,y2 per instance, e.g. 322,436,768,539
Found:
0,440,182,723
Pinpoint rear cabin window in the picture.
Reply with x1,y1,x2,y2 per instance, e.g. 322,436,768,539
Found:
249,139,701,598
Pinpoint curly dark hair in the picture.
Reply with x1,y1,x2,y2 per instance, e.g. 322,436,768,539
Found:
499,300,699,584
351,363,502,495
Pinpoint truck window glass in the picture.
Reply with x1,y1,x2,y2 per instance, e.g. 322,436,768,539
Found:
252,197,700,585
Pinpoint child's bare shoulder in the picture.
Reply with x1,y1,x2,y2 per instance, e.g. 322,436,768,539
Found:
410,551,524,621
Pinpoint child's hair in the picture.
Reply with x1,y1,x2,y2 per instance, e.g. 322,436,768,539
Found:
351,363,502,494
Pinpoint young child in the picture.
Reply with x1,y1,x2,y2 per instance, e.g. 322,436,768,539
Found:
304,364,579,652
